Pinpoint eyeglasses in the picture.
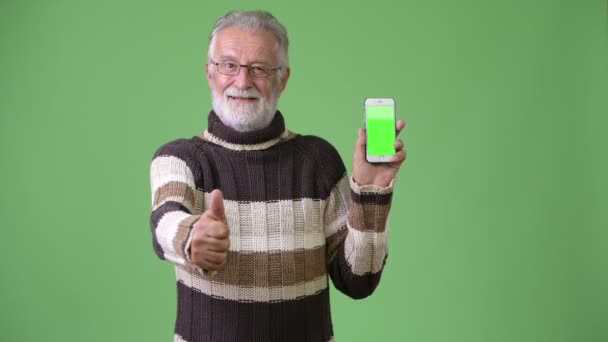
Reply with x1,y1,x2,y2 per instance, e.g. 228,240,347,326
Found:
210,59,281,78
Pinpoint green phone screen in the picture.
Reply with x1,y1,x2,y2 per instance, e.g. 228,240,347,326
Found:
366,104,395,155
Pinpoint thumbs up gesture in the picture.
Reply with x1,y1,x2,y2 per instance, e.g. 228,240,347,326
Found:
190,189,230,272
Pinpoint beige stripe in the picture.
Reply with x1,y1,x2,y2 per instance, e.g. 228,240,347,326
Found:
153,181,196,211
347,202,390,233
203,195,327,253
172,215,200,260
156,211,193,265
202,129,293,151
323,175,350,238
150,156,196,205
176,266,328,302
343,221,389,276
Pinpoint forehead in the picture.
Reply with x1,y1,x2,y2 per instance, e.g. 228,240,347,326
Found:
212,27,279,63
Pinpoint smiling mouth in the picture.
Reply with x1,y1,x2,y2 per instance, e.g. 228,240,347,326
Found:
228,96,259,102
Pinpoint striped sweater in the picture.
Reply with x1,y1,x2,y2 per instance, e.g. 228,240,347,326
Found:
149,111,393,342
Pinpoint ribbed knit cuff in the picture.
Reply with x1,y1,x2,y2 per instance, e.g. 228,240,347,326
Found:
349,177,395,195
184,227,196,264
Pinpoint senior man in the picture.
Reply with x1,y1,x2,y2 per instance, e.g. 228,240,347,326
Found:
149,10,406,342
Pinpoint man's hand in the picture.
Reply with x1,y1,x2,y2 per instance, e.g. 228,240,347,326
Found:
352,120,407,187
190,189,230,272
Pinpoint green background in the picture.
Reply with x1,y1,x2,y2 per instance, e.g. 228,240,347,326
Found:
1,0,607,341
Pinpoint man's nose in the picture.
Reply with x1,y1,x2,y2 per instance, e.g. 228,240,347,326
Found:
233,66,253,89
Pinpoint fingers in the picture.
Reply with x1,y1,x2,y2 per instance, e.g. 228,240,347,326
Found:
355,127,406,164
353,128,367,163
202,250,227,266
394,139,404,151
204,221,229,239
396,119,406,137
391,149,407,163
192,245,227,271
191,203,230,271
359,119,405,151
201,235,230,252
190,223,230,271
191,227,230,251
197,250,228,271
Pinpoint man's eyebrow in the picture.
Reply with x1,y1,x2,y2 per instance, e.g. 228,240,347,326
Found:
216,55,273,65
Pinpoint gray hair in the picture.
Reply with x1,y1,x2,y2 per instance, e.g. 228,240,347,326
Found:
208,10,289,77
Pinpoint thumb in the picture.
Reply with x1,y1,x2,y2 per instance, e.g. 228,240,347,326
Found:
207,189,226,222
354,128,367,162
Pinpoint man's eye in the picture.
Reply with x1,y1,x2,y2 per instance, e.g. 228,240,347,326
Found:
251,65,270,75
223,62,237,69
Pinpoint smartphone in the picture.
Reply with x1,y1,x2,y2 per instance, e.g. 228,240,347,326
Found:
364,98,396,163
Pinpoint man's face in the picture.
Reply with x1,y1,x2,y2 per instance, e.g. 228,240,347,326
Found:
206,27,290,132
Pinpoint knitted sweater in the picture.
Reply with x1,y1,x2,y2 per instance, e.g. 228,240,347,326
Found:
149,111,393,342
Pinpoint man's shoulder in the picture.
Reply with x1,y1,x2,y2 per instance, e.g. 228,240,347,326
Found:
293,134,340,157
292,134,345,173
151,136,202,161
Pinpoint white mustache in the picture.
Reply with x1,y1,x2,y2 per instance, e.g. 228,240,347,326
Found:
224,87,261,99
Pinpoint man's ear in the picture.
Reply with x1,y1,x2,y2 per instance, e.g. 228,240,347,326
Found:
278,67,290,93
205,60,213,87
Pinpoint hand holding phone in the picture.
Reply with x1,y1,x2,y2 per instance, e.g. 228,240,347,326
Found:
364,98,396,163
353,98,406,187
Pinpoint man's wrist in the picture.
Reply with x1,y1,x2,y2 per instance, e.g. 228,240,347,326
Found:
350,177,395,194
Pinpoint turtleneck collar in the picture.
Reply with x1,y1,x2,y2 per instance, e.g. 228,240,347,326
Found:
200,110,293,151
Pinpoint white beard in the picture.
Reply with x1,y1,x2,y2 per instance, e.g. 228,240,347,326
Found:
211,85,279,132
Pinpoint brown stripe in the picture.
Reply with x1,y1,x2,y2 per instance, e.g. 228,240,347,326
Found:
153,181,196,209
172,215,200,260
175,283,334,342
329,241,386,299
209,247,326,288
180,135,346,202
351,190,393,205
347,202,390,232
326,228,348,262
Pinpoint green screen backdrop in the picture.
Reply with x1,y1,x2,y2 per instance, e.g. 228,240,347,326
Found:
1,1,607,341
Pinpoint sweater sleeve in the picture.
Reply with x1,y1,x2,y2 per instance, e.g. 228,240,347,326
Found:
313,138,394,300
149,139,203,267
325,176,393,299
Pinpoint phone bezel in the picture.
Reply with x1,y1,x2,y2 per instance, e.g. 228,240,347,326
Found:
364,98,396,163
